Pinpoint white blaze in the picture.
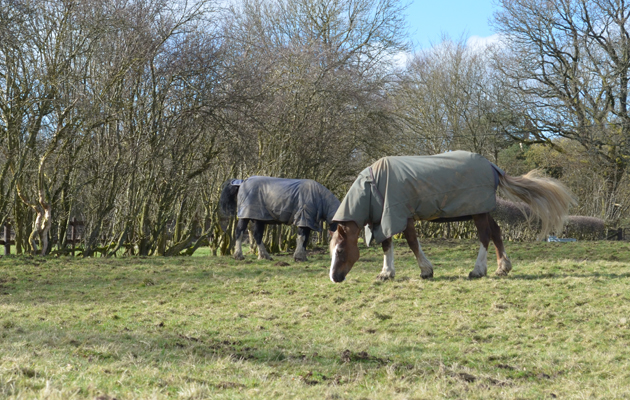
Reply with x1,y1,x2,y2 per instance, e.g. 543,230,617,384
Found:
330,244,338,282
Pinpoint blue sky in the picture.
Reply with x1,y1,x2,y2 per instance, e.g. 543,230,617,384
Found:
404,0,499,50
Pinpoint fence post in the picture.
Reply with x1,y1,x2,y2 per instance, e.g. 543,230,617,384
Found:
71,217,77,256
618,227,623,241
3,222,9,256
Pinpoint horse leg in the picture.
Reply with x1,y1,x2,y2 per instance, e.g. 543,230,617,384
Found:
293,227,310,262
470,214,492,278
488,215,512,276
252,220,273,260
248,225,256,255
403,218,434,279
234,218,249,260
377,238,395,280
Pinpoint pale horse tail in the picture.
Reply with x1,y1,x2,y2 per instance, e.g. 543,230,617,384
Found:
498,170,577,239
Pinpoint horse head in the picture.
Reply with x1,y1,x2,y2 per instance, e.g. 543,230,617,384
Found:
219,179,241,217
329,221,361,282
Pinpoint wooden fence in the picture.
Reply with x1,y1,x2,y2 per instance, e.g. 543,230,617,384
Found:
607,227,625,241
0,222,10,256
0,218,84,256
1,220,628,256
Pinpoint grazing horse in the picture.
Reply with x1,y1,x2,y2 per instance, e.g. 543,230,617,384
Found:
220,176,340,261
329,151,576,282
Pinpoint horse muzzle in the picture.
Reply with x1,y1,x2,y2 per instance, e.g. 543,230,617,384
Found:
330,271,346,283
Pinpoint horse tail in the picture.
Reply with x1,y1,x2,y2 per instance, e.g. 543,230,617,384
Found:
498,170,577,238
219,180,240,217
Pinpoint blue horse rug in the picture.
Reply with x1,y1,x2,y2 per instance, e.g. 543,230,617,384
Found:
237,176,340,231
333,151,505,243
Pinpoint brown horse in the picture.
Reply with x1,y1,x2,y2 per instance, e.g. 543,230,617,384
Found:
329,151,576,283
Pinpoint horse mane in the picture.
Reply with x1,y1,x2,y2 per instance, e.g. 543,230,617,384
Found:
219,180,240,216
498,170,577,238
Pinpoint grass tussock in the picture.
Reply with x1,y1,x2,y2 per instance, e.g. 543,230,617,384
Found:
1,240,630,398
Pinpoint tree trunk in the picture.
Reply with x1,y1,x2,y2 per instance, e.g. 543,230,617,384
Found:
138,200,151,256
219,217,235,256
156,225,167,256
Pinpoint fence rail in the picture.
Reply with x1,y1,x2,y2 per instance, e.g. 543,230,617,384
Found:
0,219,84,256
607,227,625,241
1,220,629,257
0,223,11,256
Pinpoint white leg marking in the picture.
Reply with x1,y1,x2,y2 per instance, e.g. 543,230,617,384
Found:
377,245,395,279
257,242,272,260
471,244,488,277
234,235,244,260
416,240,434,278
294,235,307,261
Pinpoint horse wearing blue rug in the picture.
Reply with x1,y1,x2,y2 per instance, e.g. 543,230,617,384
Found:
220,176,340,261
329,151,576,282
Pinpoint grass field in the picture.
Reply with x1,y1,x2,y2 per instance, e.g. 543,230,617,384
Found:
1,239,630,399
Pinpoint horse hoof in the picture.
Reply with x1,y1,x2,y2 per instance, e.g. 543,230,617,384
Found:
421,272,433,279
258,255,273,261
497,259,512,275
376,273,394,281
234,254,245,261
468,271,485,279
293,251,307,262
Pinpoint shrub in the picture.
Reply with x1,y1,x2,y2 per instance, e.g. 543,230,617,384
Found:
565,216,605,240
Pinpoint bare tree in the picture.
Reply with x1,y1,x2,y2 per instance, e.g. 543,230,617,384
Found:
493,0,630,216
393,38,512,161
0,0,101,254
1,0,224,256
0,0,419,256
76,0,224,257
222,0,408,186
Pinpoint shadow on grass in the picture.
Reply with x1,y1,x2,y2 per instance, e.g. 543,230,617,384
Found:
5,321,392,375
508,272,630,280
367,272,630,282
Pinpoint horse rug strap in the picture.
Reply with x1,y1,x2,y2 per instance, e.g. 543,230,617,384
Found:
334,151,505,244
237,176,340,231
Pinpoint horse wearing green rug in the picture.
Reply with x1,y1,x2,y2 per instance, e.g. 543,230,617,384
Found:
329,151,576,282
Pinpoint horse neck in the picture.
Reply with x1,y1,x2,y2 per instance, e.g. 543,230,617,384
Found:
325,193,341,222
345,175,372,227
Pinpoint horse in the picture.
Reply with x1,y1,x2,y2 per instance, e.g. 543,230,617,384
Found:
220,176,340,261
329,151,576,283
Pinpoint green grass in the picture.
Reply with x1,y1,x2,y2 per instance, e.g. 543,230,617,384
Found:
1,239,630,399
